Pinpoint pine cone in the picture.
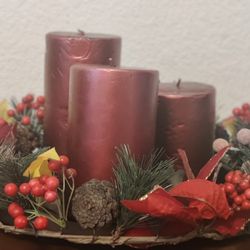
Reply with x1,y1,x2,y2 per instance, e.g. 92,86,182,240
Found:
72,179,118,229
15,124,40,155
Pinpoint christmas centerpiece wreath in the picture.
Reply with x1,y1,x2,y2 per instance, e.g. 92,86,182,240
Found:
0,94,250,248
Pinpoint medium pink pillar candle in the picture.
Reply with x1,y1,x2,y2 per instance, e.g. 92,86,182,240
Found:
68,64,159,185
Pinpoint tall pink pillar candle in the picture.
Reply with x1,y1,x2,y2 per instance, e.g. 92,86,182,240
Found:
44,31,121,154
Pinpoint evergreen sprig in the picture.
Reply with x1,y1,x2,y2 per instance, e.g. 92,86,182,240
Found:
113,145,182,235
0,142,48,209
239,145,250,174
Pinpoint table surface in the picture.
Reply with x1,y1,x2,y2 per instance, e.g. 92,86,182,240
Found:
0,231,250,250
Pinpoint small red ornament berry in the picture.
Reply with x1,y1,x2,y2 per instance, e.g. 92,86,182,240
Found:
230,191,238,199
41,184,48,193
231,175,242,184
16,103,25,113
239,180,249,191
8,204,24,218
234,195,243,205
48,160,61,171
241,194,247,200
59,155,69,166
225,171,234,183
22,94,34,104
4,183,18,197
33,216,48,230
39,175,49,184
8,202,19,215
44,190,58,203
232,107,242,116
19,183,31,195
32,102,40,109
36,96,45,105
26,94,34,102
234,170,243,176
29,178,40,188
22,96,28,104
31,184,44,197
246,175,250,181
36,109,44,120
244,188,250,199
14,215,28,229
45,176,59,191
242,103,250,111
7,109,15,117
21,116,31,125
65,168,77,178
224,183,235,193
242,200,250,210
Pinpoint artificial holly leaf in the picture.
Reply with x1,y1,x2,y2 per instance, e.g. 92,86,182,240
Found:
211,211,250,236
122,187,197,225
196,146,230,180
169,179,231,220
23,147,60,178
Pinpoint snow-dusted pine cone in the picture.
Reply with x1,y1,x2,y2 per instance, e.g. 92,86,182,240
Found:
72,179,118,229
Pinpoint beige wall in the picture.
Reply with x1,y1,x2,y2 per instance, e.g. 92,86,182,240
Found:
0,0,250,117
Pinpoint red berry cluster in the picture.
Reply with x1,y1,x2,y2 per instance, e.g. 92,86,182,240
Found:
3,155,77,230
7,94,45,126
48,155,77,179
4,176,57,230
7,202,47,230
232,103,250,123
223,170,250,211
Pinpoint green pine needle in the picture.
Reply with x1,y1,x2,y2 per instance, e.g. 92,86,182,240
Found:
113,145,182,235
0,142,48,209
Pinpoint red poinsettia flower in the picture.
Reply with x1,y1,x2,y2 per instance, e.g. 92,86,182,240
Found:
121,146,250,237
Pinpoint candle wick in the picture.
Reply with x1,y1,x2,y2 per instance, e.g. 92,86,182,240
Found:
77,29,85,35
176,79,182,88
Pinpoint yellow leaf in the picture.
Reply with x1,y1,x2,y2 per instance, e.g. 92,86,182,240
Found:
222,117,237,137
32,160,52,178
23,158,43,177
38,148,60,161
0,100,13,124
23,148,60,178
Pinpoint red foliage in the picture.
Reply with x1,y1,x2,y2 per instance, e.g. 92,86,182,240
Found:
196,147,230,179
0,121,14,143
121,147,250,238
212,210,250,236
169,179,231,220
122,187,197,225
